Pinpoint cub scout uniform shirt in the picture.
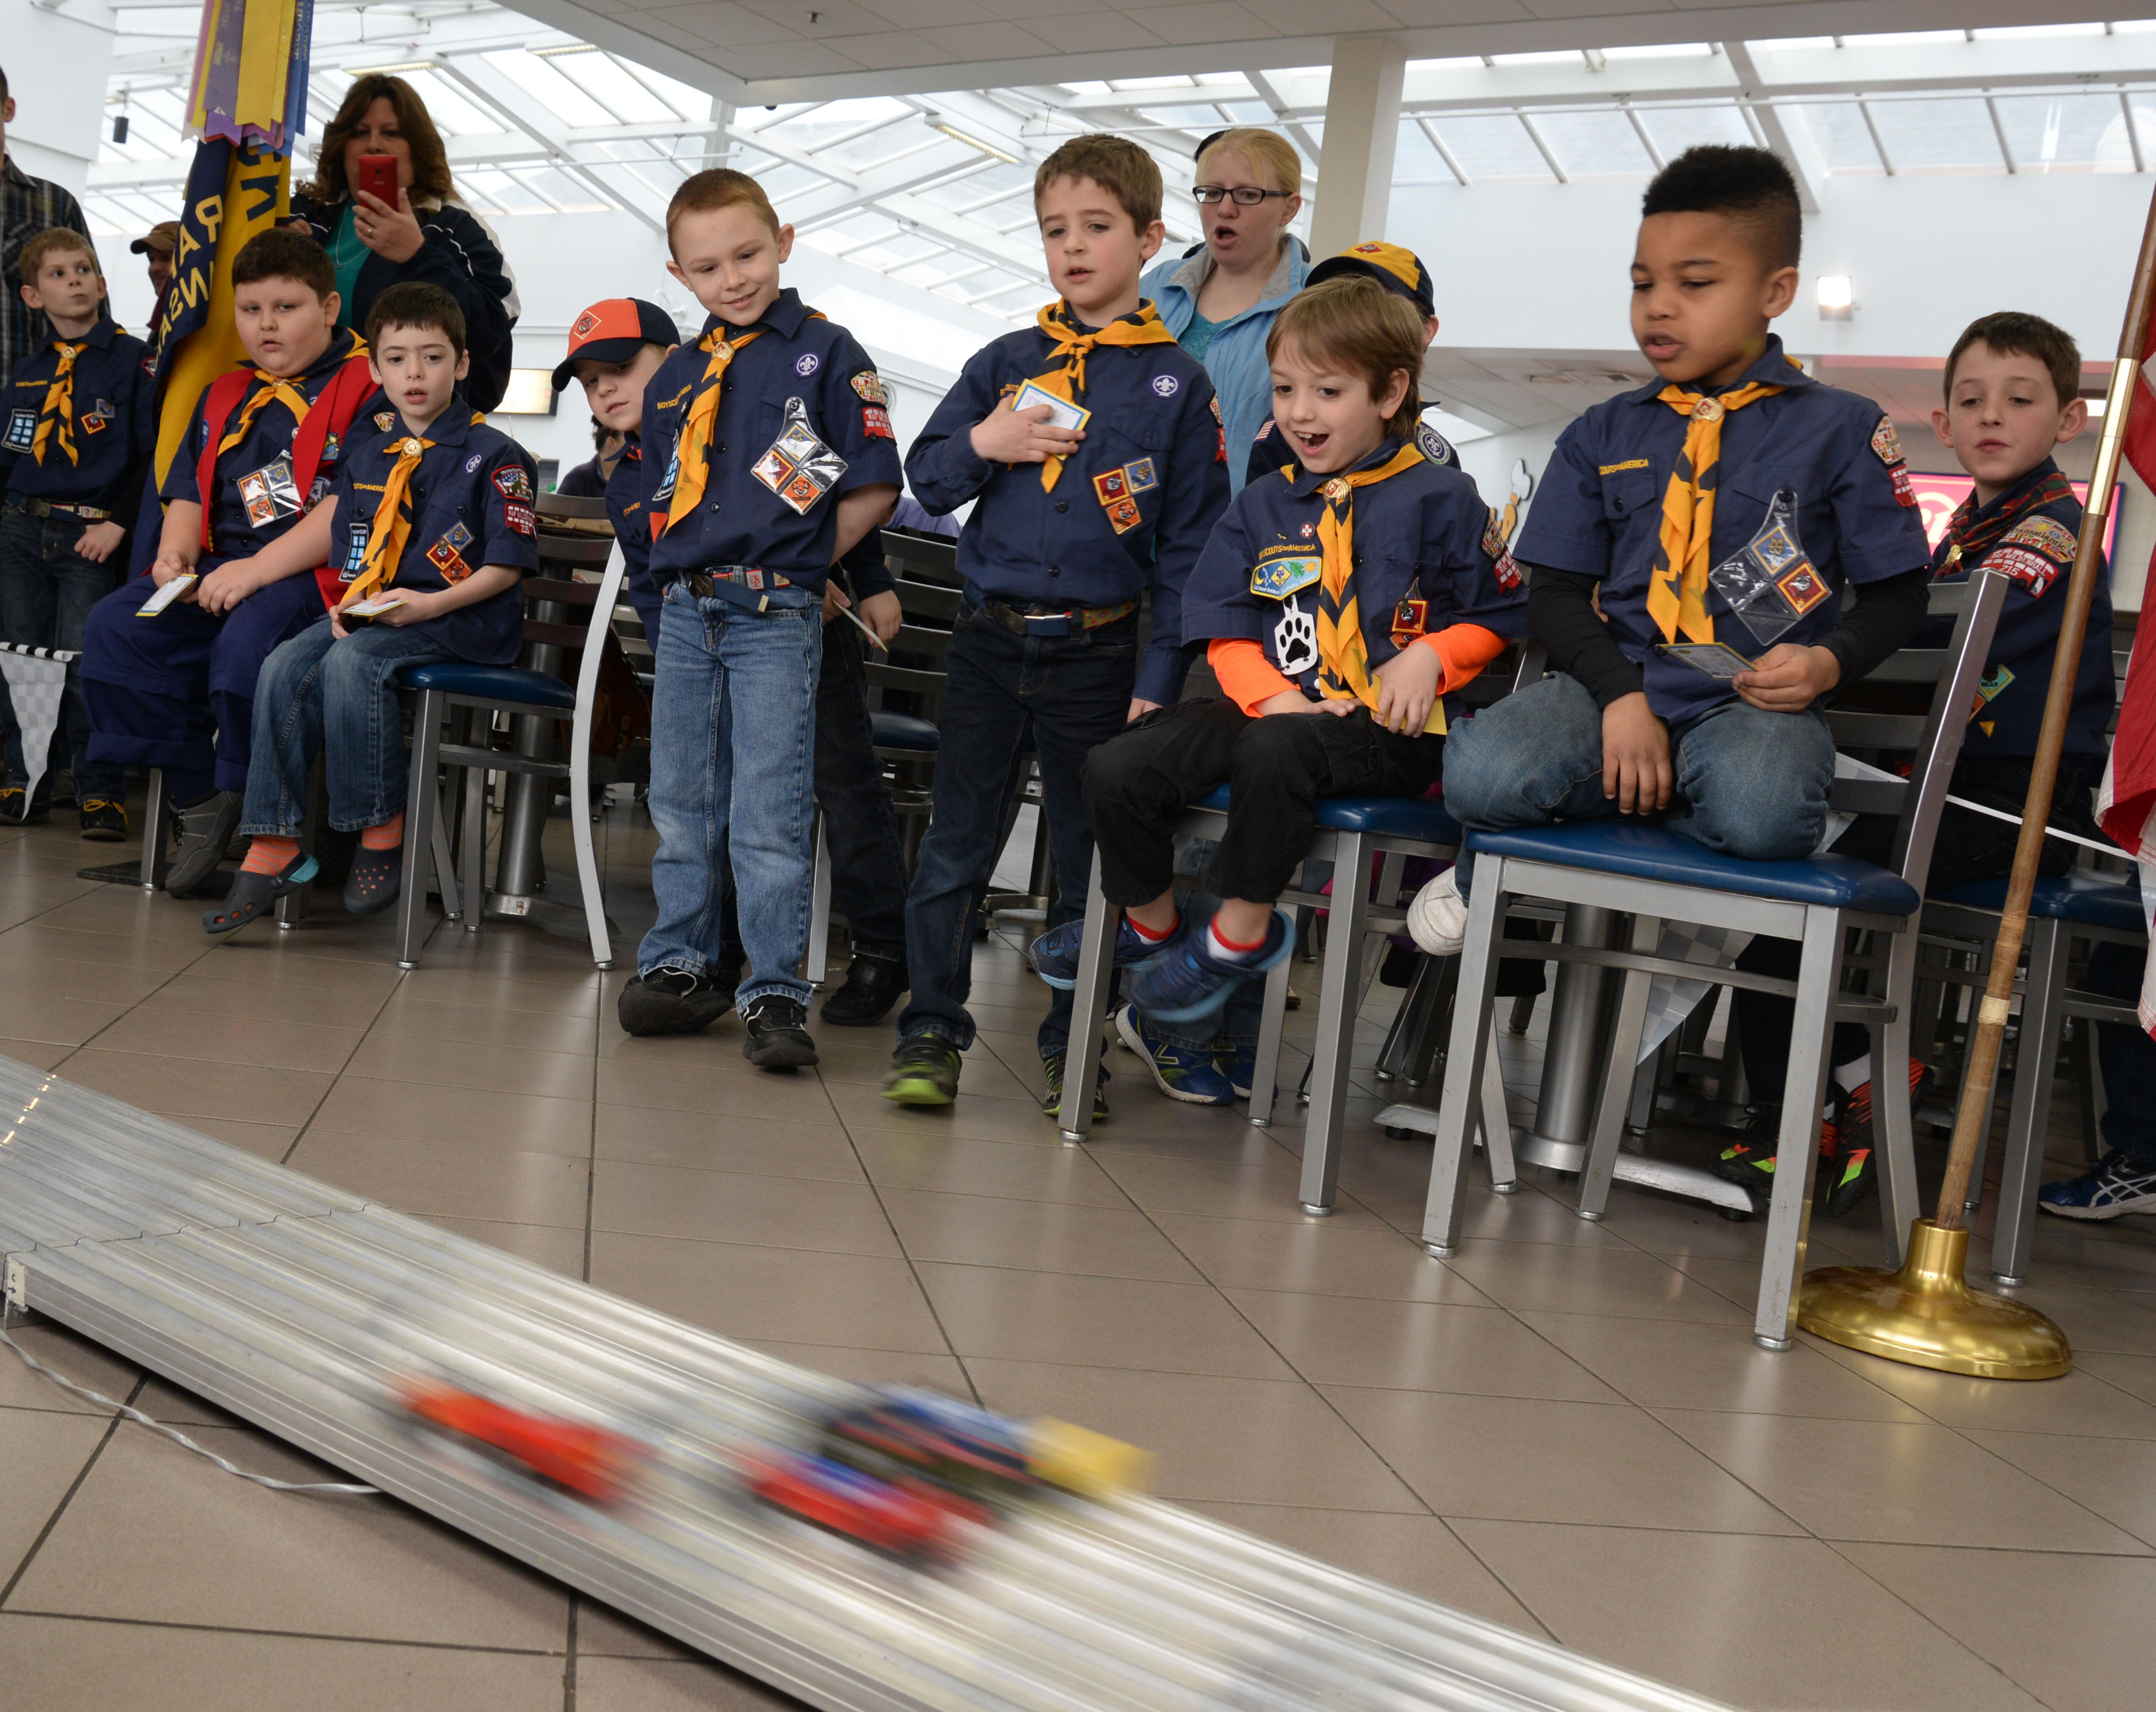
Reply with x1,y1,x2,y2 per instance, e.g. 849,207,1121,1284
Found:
1514,335,1932,725
601,430,653,616
905,304,1230,707
161,327,371,568
1246,399,1457,491
1925,456,2113,758
327,409,540,666
1183,437,1529,710
0,314,156,519
628,289,901,600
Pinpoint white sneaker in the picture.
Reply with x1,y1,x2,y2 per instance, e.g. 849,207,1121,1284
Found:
1406,867,1469,957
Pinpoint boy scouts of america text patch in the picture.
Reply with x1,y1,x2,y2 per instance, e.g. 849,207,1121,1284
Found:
492,465,534,501
1250,546,1321,600
1999,514,2077,563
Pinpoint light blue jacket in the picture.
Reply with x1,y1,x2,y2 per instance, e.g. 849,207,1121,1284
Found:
1141,241,1310,494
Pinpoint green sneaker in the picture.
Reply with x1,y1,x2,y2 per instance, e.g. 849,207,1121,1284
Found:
883,1033,961,1106
1040,1053,1109,1124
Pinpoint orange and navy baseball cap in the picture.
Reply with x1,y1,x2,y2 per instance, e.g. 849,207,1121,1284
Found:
1307,241,1435,322
551,298,682,390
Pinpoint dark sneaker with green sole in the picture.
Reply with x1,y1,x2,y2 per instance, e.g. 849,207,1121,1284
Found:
884,1033,962,1106
1040,1053,1109,1124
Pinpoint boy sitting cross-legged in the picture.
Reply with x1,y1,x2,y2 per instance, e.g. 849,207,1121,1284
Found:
197,281,538,932
1041,275,1526,1051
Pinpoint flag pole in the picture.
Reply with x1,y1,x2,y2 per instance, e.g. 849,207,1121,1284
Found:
1796,180,2156,1380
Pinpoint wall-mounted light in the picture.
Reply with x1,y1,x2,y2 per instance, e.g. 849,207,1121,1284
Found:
2083,394,2108,419
1817,275,1854,321
925,115,1020,166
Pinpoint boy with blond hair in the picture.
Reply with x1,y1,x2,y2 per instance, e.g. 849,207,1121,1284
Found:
616,170,900,1069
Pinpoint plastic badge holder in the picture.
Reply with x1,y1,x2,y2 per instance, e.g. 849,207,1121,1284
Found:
1658,640,1755,680
136,574,196,616
342,593,408,620
1706,485,1832,650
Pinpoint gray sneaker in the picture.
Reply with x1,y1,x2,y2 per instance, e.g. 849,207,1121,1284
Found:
165,790,244,897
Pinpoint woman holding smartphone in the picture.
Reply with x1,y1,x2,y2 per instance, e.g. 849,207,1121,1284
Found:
287,76,519,412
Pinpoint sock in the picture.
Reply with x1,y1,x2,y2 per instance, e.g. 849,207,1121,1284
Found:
1128,911,1179,944
241,835,300,876
360,812,405,852
1205,918,1268,963
1832,1054,1871,1096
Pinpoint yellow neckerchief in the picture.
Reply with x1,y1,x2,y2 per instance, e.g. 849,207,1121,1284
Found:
657,324,769,536
31,338,84,466
218,370,317,459
1027,299,1179,492
1645,361,1801,643
338,433,434,609
1314,440,1440,732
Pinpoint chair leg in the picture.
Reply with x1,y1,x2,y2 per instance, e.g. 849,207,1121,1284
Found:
138,768,168,892
1248,947,1292,1128
430,787,460,923
1479,1031,1517,1192
1405,955,1462,1089
1420,863,1510,1257
1873,925,1924,1268
568,713,613,972
461,753,488,937
2074,1009,2105,1165
396,690,442,969
1299,831,1371,1216
1056,847,1118,1143
1576,915,1661,1221
804,811,831,987
1991,917,2068,1287
1755,907,1842,1350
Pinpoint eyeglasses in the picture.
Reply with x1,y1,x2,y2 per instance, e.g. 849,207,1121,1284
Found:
1192,185,1293,206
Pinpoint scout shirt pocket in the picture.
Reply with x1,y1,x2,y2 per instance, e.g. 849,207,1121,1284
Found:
1091,406,1175,537
1598,464,1658,528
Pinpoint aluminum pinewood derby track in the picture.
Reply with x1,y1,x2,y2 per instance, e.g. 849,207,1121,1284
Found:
0,1057,1731,1712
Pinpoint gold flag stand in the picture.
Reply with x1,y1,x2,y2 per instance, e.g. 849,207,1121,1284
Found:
1797,184,2156,1380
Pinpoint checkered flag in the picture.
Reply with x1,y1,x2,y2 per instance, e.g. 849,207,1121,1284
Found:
0,643,78,802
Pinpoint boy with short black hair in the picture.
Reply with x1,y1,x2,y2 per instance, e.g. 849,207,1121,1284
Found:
884,133,1230,1116
78,227,378,895
616,171,901,1069
197,281,538,930
0,228,155,835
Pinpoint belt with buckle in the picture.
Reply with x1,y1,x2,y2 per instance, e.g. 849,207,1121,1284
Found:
8,497,113,521
980,598,1137,638
676,565,790,612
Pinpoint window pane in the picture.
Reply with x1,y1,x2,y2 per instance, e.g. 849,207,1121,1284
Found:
1864,98,2006,174
1636,104,1753,159
1530,109,1654,181
1993,93,2134,173
1423,114,1555,184
1788,103,1884,175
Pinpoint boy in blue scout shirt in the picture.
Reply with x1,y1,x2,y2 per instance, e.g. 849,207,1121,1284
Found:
881,133,1230,1118
0,229,155,837
195,282,538,933
615,170,901,1070
1244,241,1458,488
78,228,379,897
1041,277,1525,1056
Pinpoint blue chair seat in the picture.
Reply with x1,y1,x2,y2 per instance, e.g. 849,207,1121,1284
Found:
397,661,575,711
1935,871,2144,934
1188,783,1460,843
871,709,939,752
1469,822,1922,914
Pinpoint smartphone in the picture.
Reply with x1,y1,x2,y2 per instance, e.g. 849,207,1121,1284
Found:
355,154,400,207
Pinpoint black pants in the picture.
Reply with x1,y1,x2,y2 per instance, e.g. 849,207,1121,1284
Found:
1734,752,2106,1106
1083,696,1443,907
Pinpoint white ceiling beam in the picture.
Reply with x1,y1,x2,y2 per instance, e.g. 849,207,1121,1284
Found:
1722,40,1823,215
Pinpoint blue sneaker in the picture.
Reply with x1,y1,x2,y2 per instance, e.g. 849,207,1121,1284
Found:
1126,909,1294,1026
1028,916,1169,990
1219,1043,1263,1102
1114,1004,1233,1105
2038,1152,2156,1220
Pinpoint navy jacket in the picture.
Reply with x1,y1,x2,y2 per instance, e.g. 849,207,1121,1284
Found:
906,312,1229,704
162,329,370,567
327,408,538,665
1514,336,1932,724
1184,438,1528,707
1247,400,1458,491
0,315,156,522
1923,459,2114,757
627,289,900,602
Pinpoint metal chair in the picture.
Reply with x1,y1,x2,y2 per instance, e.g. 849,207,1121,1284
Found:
1417,569,2011,1349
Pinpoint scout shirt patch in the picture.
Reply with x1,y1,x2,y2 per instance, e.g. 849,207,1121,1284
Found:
80,398,112,435
1871,413,1917,507
503,500,536,536
4,410,35,451
1092,467,1128,505
492,465,533,502
339,520,370,580
850,370,886,405
1999,514,2077,563
1250,545,1322,601
1150,374,1179,397
1494,551,1522,592
861,405,895,441
427,526,474,583
1775,560,1831,615
1274,601,1319,676
1125,457,1158,494
1416,421,1454,466
752,396,848,516
237,456,302,527
374,411,397,431
1481,509,1504,558
1391,595,1429,648
1991,546,2061,597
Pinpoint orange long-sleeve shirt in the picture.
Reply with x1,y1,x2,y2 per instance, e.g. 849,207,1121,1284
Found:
1208,624,1510,717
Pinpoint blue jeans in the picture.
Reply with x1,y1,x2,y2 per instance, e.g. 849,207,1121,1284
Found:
0,506,126,799
1442,673,1834,891
240,617,454,836
898,605,1138,1060
637,580,821,1010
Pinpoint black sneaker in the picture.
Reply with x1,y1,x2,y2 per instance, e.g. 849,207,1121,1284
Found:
1712,1105,1836,1200
78,798,127,842
617,966,732,1037
818,953,907,1026
1821,1060,1930,1218
883,1033,961,1106
0,784,46,824
166,789,244,896
742,995,818,1069
1040,1053,1110,1124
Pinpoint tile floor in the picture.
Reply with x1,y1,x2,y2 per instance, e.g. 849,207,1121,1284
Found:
3,804,2156,1711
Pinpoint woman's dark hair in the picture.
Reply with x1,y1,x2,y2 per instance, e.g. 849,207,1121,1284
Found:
306,75,455,204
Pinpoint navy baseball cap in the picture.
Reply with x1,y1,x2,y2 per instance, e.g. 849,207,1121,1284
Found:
1307,241,1436,321
552,298,681,390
